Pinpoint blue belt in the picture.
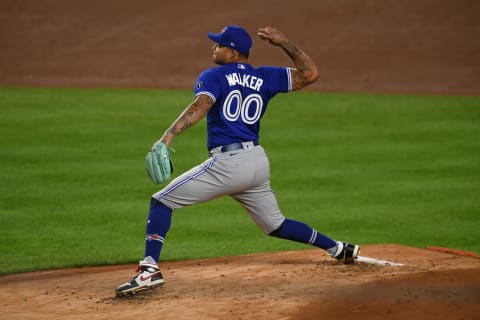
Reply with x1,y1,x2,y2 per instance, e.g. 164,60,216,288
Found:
209,141,259,155
219,141,258,152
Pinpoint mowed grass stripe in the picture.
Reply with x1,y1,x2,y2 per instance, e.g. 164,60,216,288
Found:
0,87,478,273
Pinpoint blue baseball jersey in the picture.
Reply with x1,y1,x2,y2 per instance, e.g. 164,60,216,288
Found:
193,63,292,150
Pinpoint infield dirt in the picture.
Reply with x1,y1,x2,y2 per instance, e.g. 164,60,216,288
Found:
1,245,479,320
0,1,479,319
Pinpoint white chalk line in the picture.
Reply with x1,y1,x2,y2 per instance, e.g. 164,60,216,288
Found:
356,256,405,266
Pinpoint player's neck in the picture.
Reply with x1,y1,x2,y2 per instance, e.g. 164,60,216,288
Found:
216,60,249,67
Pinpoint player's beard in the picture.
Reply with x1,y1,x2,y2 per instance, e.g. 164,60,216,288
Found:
213,54,225,65
212,47,229,65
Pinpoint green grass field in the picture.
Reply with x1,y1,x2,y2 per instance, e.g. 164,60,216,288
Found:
0,87,479,274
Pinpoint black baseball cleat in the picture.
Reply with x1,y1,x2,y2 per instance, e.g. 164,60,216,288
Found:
115,261,165,298
333,242,360,264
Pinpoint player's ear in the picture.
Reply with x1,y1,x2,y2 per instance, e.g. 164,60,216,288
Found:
229,48,240,61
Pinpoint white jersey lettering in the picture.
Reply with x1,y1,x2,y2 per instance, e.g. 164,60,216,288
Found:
225,73,264,91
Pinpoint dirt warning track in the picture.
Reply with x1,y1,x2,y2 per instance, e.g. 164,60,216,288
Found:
0,0,479,95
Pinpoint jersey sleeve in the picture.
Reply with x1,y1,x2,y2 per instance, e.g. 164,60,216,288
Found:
193,68,221,102
258,66,292,94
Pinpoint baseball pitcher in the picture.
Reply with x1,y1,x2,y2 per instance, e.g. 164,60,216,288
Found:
116,26,359,297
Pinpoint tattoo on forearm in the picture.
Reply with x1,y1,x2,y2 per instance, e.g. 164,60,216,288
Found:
166,96,213,137
282,42,312,73
281,40,301,60
167,104,198,135
280,40,317,89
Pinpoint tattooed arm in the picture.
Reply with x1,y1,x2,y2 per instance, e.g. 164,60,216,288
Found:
257,27,320,91
155,94,214,148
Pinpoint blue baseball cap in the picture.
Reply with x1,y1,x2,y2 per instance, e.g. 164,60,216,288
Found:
208,26,252,55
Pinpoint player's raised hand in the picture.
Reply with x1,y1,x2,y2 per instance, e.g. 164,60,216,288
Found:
257,27,288,46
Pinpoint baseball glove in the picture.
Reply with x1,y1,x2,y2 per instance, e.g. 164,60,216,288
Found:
145,142,174,184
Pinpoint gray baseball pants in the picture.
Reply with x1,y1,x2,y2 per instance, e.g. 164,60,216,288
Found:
153,142,285,233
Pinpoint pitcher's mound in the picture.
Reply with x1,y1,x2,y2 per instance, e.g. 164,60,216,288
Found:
1,244,479,320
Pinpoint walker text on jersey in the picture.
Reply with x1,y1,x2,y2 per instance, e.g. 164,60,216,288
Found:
225,72,264,91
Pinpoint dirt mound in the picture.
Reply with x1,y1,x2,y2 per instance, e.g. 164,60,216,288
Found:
1,245,479,320
1,0,479,95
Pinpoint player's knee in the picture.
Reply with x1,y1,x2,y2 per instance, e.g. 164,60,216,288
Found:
269,220,286,238
258,218,284,236
151,197,162,207
243,208,285,234
150,197,174,212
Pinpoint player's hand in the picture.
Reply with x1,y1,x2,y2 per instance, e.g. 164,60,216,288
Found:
257,27,288,46
153,133,174,151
